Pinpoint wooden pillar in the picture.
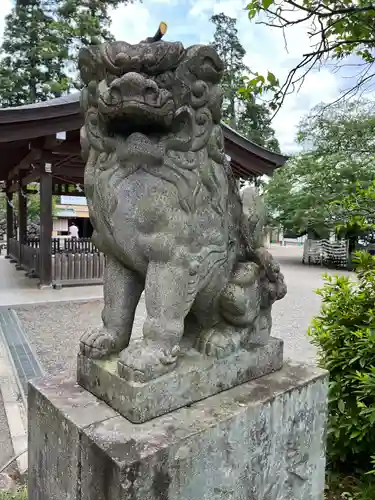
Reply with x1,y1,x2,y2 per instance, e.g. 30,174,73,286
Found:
5,182,14,259
39,168,53,287
18,184,27,244
18,179,28,267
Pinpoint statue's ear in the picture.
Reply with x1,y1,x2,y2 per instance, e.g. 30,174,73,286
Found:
78,45,103,86
182,45,224,84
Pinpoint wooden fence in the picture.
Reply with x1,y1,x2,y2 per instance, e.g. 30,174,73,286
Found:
27,237,99,254
7,238,40,276
21,244,40,276
52,252,105,287
8,239,40,275
7,237,105,287
8,238,20,262
302,239,349,268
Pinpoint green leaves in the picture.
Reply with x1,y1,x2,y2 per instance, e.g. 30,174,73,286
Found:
265,100,375,237
244,0,375,113
246,1,260,19
310,251,375,473
0,487,28,500
267,71,278,87
262,0,274,9
332,181,375,237
0,0,133,106
246,0,275,18
239,71,280,101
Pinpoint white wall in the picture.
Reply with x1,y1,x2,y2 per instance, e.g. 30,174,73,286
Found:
53,218,68,233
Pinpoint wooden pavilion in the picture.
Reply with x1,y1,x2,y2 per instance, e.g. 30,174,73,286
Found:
0,93,287,288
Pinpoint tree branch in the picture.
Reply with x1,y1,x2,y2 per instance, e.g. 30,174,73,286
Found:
247,0,375,116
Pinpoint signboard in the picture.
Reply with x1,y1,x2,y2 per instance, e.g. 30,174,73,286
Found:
56,208,76,217
60,196,87,206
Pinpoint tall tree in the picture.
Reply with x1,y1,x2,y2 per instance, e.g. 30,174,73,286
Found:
332,180,375,242
265,100,375,238
0,1,71,105
210,13,280,152
58,0,122,51
211,13,248,127
0,0,134,106
244,0,375,114
238,102,281,153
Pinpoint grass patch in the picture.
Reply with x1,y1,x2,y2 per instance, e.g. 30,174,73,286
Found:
325,474,375,499
0,488,27,500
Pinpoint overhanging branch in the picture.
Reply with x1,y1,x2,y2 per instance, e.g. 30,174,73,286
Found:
249,0,375,117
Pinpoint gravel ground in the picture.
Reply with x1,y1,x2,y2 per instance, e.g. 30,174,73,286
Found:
15,245,351,375
16,299,145,378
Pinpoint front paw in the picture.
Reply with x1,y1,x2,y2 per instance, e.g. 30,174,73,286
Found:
80,327,126,359
118,340,179,382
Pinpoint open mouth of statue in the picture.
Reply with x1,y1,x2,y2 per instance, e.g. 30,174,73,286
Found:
101,98,175,137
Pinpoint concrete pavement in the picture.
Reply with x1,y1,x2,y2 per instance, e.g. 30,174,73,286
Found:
0,256,103,307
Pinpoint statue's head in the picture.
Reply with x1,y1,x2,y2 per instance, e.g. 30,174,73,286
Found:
78,24,224,145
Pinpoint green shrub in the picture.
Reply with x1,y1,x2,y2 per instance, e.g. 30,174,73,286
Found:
0,488,27,500
309,251,375,473
325,473,375,500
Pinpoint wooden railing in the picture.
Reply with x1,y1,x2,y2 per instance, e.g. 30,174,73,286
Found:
8,238,20,262
20,244,40,276
7,237,105,288
27,237,99,254
52,252,105,287
7,238,40,276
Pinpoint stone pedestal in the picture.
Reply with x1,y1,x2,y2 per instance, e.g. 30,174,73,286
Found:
77,337,284,423
28,362,328,500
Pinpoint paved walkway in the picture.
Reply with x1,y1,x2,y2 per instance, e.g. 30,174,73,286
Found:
270,245,350,362
0,256,103,306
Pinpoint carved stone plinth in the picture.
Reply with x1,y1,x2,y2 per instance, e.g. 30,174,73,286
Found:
28,362,328,500
77,337,283,423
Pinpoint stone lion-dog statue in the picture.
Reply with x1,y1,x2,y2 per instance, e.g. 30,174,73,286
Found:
78,23,287,383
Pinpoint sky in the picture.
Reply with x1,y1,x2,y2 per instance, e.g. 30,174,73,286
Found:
0,0,348,153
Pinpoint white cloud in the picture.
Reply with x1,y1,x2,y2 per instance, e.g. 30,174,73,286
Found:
271,70,340,153
189,0,218,17
0,0,11,44
149,0,179,4
109,3,153,43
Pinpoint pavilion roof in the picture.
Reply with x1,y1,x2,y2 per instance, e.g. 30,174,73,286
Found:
0,93,288,183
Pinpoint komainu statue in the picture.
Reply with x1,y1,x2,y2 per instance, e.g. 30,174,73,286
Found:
78,24,287,384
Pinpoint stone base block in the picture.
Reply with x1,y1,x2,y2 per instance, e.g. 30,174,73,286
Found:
29,362,328,500
77,337,283,423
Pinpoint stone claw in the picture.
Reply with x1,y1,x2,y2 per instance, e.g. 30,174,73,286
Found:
118,340,179,382
80,328,125,359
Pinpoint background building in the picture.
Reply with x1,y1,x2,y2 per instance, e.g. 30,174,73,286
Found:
53,195,93,238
